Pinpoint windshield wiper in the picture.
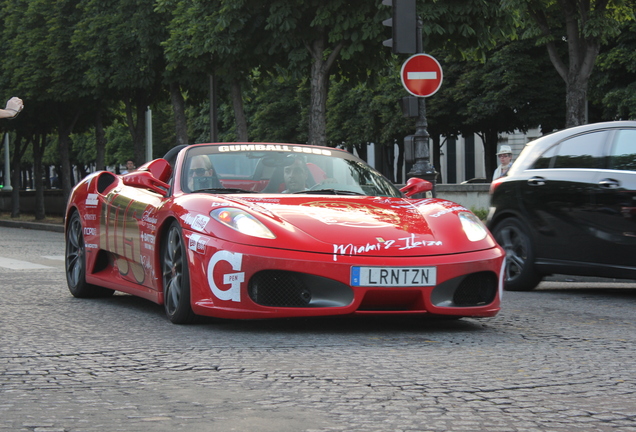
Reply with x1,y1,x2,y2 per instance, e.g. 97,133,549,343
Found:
294,188,365,196
193,188,256,194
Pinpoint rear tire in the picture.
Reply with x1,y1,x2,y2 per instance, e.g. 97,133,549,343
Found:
161,221,195,324
492,218,542,291
65,211,114,298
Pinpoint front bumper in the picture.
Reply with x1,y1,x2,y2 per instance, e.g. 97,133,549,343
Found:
185,233,504,319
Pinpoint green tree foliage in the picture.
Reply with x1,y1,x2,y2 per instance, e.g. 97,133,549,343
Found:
420,0,517,57
0,0,634,213
73,0,168,166
590,21,636,119
502,0,635,127
1,0,93,203
428,40,565,179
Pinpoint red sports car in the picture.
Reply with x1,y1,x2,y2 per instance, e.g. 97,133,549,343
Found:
65,143,505,323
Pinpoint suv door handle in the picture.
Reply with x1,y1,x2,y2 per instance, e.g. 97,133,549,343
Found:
598,178,620,189
527,176,546,186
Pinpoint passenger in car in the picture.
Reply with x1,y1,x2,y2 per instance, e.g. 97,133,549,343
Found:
282,156,310,193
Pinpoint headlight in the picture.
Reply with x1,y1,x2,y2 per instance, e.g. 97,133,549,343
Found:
458,211,488,242
211,208,276,239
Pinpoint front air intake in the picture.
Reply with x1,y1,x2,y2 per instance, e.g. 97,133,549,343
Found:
249,271,311,307
248,270,354,308
452,272,498,306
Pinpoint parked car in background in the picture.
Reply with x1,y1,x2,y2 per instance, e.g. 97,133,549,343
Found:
487,121,636,291
461,178,489,184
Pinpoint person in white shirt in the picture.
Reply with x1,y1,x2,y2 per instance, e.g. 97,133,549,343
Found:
493,145,513,180
0,97,23,119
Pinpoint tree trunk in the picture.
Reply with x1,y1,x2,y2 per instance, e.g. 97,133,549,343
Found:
480,129,499,182
95,107,106,171
56,109,81,203
58,130,73,203
209,74,218,142
170,82,189,146
564,77,589,128
33,134,46,220
124,93,148,167
431,135,442,184
230,80,248,142
10,135,27,218
396,139,404,184
306,31,342,147
535,2,601,128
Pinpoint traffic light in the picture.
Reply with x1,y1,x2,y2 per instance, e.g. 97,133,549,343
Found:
382,0,417,54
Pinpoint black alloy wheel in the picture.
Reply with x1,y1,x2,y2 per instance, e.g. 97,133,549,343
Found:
65,211,113,298
162,221,195,324
492,217,542,291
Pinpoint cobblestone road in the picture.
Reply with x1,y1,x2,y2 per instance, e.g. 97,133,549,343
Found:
1,226,635,432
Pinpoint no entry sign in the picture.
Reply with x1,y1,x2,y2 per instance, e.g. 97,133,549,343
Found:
400,54,443,97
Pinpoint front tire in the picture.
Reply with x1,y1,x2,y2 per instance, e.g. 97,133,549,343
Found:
161,221,195,324
492,218,542,291
65,211,113,298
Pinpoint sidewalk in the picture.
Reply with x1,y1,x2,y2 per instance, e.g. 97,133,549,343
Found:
0,218,64,233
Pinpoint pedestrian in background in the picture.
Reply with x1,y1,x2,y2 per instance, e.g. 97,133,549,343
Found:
493,145,513,180
121,159,136,174
0,97,23,119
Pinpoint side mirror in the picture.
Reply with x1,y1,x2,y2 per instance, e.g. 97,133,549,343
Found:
400,177,433,197
136,158,172,183
122,159,172,196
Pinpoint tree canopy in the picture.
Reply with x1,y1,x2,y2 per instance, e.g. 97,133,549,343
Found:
0,0,634,218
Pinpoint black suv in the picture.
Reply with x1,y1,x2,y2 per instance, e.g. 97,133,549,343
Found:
487,121,636,291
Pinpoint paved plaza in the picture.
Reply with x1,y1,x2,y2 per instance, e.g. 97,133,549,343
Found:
1,226,635,431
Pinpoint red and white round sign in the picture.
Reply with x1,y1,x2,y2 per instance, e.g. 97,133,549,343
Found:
400,54,443,97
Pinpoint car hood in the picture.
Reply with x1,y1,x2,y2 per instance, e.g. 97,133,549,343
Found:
178,194,497,258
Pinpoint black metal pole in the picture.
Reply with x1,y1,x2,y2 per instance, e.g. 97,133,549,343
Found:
406,18,437,195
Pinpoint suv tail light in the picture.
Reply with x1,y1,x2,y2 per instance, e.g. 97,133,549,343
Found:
489,177,506,195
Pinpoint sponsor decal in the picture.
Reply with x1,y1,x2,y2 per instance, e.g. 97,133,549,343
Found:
300,201,401,227
84,214,97,221
85,243,98,249
240,197,281,204
86,194,98,206
218,144,331,156
181,213,210,231
140,232,155,245
141,255,153,271
140,232,155,251
188,234,208,254
141,209,158,229
83,227,97,236
429,205,467,218
207,250,244,302
100,192,147,284
332,235,442,261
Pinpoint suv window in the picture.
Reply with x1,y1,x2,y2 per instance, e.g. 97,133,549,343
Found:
552,131,607,169
532,145,558,169
608,129,636,171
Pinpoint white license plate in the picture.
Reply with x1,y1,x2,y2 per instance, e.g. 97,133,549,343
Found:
351,266,437,287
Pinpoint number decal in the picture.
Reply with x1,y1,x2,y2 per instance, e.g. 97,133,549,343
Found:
101,193,146,284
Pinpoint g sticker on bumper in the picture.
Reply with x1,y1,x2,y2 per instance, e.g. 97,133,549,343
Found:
207,250,244,302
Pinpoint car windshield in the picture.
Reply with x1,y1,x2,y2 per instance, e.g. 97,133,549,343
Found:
181,144,402,197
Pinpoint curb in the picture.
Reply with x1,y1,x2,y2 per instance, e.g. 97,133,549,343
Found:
0,219,64,233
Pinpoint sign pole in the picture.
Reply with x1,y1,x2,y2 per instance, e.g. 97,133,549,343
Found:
407,18,437,195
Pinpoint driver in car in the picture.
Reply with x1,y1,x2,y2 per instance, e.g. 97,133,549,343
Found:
188,155,221,190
